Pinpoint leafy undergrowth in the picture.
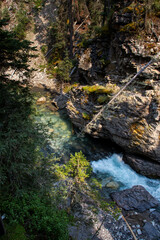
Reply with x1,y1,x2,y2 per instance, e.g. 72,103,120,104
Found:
1,192,69,240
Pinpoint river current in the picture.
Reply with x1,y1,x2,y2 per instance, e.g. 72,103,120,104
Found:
35,89,160,201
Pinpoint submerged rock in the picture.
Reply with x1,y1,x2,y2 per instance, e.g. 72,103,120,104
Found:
106,181,119,189
111,185,159,212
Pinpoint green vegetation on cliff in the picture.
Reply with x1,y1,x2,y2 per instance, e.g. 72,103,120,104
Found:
0,19,69,240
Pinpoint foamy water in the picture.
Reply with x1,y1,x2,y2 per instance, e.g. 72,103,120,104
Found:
91,154,160,200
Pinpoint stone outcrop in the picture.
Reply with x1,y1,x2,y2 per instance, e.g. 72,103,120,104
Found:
36,96,47,104
111,185,160,239
67,86,160,177
124,154,160,178
111,185,159,212
67,2,160,177
87,91,160,162
52,94,68,109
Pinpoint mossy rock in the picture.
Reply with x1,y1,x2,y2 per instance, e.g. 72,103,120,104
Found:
82,112,90,120
97,95,108,104
82,85,113,94
1,224,27,240
63,83,79,93
120,22,137,33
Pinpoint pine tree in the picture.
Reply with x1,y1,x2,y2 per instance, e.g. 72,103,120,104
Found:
0,19,36,77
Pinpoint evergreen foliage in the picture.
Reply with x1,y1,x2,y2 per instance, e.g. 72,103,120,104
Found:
13,8,30,40
1,192,69,240
0,19,36,75
0,19,69,239
0,20,40,191
56,51,73,82
66,151,92,184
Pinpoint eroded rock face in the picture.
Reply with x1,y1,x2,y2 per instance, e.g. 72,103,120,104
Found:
88,91,160,163
52,94,68,109
124,154,160,178
67,1,160,176
67,89,160,166
110,185,159,212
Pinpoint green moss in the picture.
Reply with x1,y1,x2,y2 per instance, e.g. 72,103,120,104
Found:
89,177,102,189
82,85,113,94
120,22,138,33
123,3,144,15
63,83,79,93
1,224,27,240
97,95,108,104
82,112,90,120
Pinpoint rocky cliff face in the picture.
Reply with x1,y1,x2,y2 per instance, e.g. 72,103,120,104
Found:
66,2,160,178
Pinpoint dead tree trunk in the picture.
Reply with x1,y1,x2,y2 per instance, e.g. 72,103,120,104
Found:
68,0,74,58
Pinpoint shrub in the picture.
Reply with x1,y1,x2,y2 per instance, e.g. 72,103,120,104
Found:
1,8,10,21
34,0,44,11
82,112,91,120
56,52,73,82
66,151,92,184
53,151,92,185
41,45,47,55
1,224,27,240
1,192,69,240
14,9,30,39
152,0,160,13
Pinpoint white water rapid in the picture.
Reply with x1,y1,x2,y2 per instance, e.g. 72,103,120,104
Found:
91,154,160,200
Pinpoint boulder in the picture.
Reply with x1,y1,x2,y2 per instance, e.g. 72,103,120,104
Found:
78,48,92,71
124,154,160,179
52,94,68,109
150,210,160,223
110,185,159,212
143,222,160,240
106,181,119,189
36,96,46,104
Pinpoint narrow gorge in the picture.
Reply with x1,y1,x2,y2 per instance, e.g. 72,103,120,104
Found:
0,0,160,239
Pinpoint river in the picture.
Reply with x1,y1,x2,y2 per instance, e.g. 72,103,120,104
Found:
35,88,160,201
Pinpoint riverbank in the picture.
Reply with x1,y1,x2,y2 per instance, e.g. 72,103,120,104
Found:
34,86,160,240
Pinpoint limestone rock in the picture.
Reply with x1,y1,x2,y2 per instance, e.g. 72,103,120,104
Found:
67,86,160,176
111,185,159,212
66,2,160,176
106,181,119,189
36,96,46,104
78,48,92,71
88,91,160,164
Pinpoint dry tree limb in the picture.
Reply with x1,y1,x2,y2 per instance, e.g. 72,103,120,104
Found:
121,214,138,240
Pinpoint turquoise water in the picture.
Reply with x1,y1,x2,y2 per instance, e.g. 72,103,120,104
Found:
35,91,115,162
35,89,160,200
